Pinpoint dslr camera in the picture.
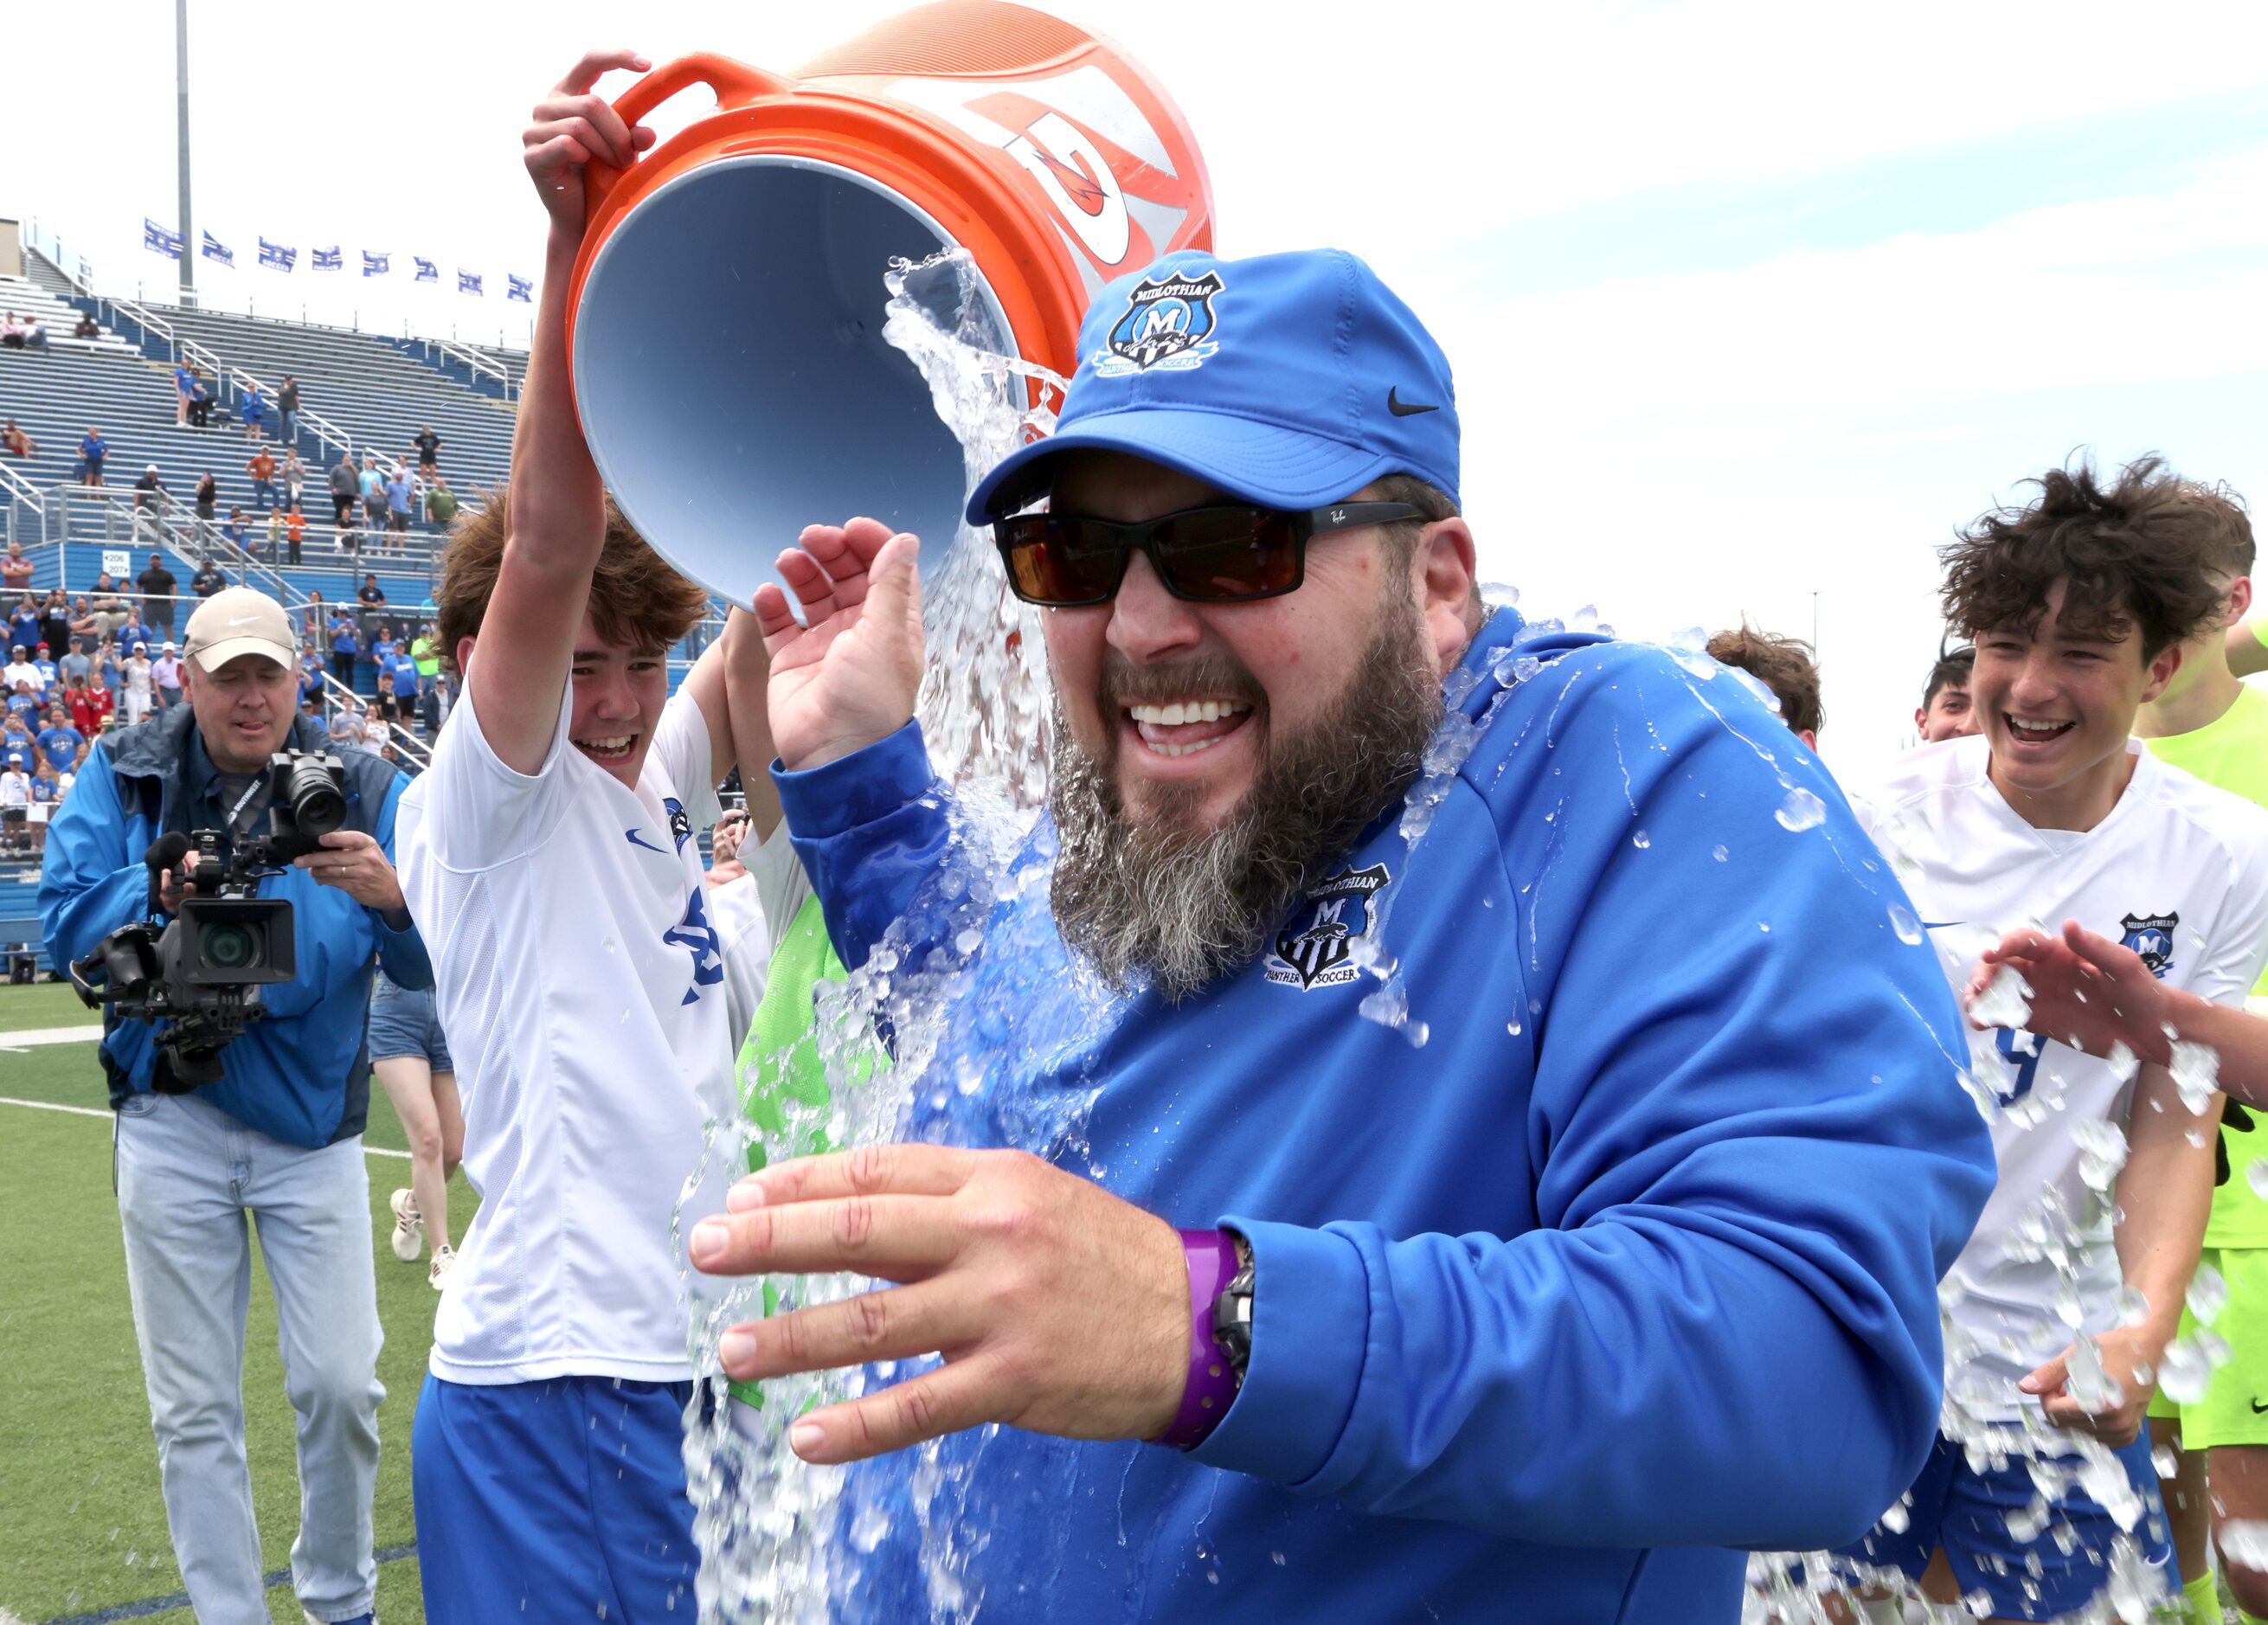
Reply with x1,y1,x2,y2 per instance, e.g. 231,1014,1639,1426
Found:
69,750,349,1089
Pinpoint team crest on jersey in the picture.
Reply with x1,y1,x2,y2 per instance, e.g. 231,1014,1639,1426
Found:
2119,911,2179,979
663,796,693,852
1093,269,1224,376
1265,864,1391,991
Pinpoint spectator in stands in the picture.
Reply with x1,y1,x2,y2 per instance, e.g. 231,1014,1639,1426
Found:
265,509,286,562
412,424,441,473
425,476,457,530
117,601,151,655
65,673,109,736
6,678,40,729
305,588,328,639
27,761,58,852
39,592,69,665
185,370,213,430
191,471,219,537
72,312,99,339
36,703,81,775
121,641,154,725
58,638,91,691
284,507,305,567
241,382,267,442
95,638,120,696
415,673,446,737
67,596,97,654
371,656,396,726
1,712,31,765
32,646,55,691
0,754,29,853
151,643,184,711
357,575,388,633
132,465,166,516
0,313,23,349
3,644,39,694
2,419,36,457
219,509,248,552
1,543,33,597
329,612,359,686
247,446,278,513
409,626,439,695
192,558,225,602
298,639,324,703
384,468,414,545
78,427,107,487
174,362,199,428
278,376,299,446
330,455,359,528
360,461,388,536
328,697,370,750
281,446,306,514
138,553,179,641
8,602,41,660
21,317,46,354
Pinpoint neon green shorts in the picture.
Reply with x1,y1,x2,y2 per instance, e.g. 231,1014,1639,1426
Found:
2147,1245,2268,1449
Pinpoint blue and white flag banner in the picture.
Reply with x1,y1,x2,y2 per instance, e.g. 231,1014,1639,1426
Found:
312,245,342,272
458,270,484,297
507,273,534,305
414,257,438,284
257,237,295,272
143,219,183,260
199,230,235,268
362,251,389,278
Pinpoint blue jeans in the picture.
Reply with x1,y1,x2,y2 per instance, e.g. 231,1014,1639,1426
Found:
252,479,274,512
113,1089,385,1625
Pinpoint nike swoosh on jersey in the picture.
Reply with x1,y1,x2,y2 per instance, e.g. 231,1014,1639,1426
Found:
625,828,670,854
2254,1397,2268,1414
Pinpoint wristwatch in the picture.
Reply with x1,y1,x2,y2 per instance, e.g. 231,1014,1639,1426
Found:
1211,1229,1255,1381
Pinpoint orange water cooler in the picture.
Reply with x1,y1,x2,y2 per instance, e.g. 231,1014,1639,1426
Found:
564,2,1215,603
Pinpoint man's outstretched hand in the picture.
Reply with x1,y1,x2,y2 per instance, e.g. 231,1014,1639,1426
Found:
1963,921,2174,1065
755,520,924,773
687,1144,1190,1465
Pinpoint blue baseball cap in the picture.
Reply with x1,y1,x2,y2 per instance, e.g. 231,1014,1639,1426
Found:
966,247,1459,522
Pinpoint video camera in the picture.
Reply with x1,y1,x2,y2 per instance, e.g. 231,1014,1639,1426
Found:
68,750,348,1089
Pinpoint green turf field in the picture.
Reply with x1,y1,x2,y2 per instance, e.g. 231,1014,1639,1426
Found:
0,987,473,1624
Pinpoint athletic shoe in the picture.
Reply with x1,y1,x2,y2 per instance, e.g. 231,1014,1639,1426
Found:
388,1188,422,1262
304,1612,375,1624
428,1245,456,1291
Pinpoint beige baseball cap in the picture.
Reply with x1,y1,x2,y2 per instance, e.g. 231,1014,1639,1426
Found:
183,587,295,672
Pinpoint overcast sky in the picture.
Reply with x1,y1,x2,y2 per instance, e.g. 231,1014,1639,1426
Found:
9,1,2268,773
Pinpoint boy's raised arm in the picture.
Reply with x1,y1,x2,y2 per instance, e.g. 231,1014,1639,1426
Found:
471,48,656,773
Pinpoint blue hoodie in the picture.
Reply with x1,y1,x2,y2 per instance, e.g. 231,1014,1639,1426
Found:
771,613,1994,1622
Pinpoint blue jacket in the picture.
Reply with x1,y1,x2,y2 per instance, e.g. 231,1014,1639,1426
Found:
772,615,1995,1622
40,703,430,1146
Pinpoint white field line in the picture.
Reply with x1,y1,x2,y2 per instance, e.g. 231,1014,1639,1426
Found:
0,1094,411,1159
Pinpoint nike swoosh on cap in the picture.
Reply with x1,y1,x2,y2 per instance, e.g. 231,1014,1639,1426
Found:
1387,387,1439,417
626,828,669,854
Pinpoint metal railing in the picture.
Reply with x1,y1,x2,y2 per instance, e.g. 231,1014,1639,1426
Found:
310,665,432,770
22,219,94,295
420,337,515,401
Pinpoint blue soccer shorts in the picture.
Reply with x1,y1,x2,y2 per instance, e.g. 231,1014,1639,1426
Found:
412,1372,699,1623
1831,1427,2175,1621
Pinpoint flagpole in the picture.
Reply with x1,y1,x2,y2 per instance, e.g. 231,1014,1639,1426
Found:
175,0,195,307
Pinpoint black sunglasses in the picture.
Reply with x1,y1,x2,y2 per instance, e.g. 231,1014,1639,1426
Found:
993,502,1429,608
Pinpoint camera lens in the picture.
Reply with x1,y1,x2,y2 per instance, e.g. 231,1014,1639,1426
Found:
284,758,346,835
204,923,259,972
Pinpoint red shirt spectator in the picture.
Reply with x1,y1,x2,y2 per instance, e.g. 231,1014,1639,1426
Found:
66,680,112,736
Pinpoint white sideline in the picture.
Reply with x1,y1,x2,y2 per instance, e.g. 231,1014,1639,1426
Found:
0,1093,412,1159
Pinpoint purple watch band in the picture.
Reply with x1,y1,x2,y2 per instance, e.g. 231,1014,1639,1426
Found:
1155,1227,1241,1450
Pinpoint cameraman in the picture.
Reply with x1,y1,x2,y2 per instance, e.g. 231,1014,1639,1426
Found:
38,585,428,1625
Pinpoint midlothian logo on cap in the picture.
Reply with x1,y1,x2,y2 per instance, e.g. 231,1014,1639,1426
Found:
1094,269,1224,377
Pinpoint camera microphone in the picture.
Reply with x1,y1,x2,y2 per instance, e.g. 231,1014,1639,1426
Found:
145,832,190,915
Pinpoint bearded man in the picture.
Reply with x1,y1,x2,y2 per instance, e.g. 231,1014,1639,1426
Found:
691,248,1995,1622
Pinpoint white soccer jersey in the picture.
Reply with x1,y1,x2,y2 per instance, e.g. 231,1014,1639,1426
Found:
1857,735,2268,1423
398,672,737,1384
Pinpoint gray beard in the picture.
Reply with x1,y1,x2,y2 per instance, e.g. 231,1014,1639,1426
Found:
1049,590,1446,1004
